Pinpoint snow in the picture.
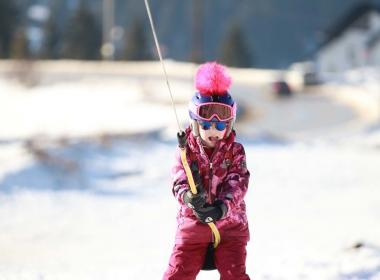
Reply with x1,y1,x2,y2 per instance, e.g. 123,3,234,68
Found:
0,61,380,279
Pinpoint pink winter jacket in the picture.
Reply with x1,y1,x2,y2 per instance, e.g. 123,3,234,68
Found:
171,127,250,244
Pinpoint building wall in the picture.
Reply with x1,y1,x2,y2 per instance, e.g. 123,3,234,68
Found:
369,41,380,65
317,11,380,72
317,30,369,72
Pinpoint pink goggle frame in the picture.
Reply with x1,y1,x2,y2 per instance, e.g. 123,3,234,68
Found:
189,102,237,121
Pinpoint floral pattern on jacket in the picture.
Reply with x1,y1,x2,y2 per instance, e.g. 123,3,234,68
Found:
171,127,250,244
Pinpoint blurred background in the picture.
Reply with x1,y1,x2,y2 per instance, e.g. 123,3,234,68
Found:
1,0,380,67
0,0,380,279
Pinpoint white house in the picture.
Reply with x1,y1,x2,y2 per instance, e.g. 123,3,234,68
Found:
316,4,380,73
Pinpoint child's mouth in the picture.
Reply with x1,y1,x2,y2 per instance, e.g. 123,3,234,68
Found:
208,136,219,142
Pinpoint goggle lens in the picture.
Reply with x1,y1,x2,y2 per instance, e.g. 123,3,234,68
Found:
199,121,227,131
198,103,233,121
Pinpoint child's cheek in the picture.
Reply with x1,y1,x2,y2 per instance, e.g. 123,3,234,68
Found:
199,128,208,140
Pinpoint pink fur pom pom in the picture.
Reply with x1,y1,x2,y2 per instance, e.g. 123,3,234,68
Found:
195,62,232,95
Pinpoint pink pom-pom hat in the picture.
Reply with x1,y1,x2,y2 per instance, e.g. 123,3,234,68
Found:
189,62,237,125
195,62,232,95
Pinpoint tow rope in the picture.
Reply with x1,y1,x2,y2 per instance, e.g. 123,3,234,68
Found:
144,0,221,249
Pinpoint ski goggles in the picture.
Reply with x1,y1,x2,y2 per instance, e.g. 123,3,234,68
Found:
190,102,236,121
198,120,228,131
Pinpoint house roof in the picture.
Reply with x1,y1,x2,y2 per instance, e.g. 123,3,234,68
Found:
317,3,380,50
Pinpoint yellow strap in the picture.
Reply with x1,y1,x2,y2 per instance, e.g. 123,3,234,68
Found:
180,149,197,194
179,147,221,248
208,222,221,248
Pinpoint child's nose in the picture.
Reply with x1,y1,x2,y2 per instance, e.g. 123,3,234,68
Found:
210,123,218,131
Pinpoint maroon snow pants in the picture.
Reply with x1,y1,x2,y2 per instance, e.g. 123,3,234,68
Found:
162,239,250,280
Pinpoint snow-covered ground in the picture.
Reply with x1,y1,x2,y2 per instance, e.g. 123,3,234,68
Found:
0,61,380,279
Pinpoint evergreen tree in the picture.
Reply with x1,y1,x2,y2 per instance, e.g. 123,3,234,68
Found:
218,24,254,68
61,1,102,60
40,6,61,59
124,18,152,61
189,0,203,63
0,0,19,58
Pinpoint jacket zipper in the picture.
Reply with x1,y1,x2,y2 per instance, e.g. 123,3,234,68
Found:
208,162,213,203
199,140,219,204
208,148,218,204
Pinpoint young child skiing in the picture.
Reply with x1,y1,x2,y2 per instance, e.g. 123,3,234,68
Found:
163,62,251,280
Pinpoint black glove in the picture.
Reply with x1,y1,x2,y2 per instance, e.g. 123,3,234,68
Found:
183,162,207,209
193,200,227,223
183,189,206,210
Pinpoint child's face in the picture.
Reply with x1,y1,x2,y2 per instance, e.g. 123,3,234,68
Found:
198,120,227,148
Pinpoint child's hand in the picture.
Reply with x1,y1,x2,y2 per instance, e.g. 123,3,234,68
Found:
193,200,227,223
183,190,206,209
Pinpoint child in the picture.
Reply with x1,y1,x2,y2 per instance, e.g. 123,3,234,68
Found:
163,62,250,280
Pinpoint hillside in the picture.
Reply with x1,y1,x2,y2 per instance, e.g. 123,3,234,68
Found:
14,0,380,68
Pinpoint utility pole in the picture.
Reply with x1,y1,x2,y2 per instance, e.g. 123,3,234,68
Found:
190,0,202,63
101,0,114,60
